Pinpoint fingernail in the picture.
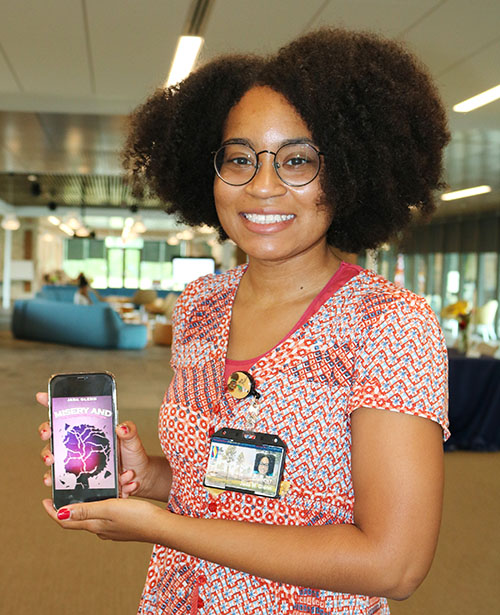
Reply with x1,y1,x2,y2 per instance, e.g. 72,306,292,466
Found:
57,508,71,520
119,424,129,434
43,455,50,463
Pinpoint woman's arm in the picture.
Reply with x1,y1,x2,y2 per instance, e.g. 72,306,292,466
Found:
48,406,443,600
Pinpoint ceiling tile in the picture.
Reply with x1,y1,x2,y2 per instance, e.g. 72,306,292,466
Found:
0,0,91,96
86,0,189,100
437,39,500,110
403,0,500,76
309,0,442,37
202,0,326,58
0,45,21,92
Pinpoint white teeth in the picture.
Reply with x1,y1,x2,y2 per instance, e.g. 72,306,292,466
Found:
243,213,294,224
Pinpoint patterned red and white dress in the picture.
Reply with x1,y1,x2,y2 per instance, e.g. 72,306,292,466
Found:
137,264,449,615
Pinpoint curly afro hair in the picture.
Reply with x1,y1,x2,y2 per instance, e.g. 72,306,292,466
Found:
122,28,449,253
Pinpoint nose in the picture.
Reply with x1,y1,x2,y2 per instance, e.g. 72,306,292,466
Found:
244,152,287,198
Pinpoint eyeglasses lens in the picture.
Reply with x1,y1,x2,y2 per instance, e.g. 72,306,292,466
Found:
215,144,256,186
275,143,320,186
214,143,320,186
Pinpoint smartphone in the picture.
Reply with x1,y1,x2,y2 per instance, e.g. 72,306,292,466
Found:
48,372,119,509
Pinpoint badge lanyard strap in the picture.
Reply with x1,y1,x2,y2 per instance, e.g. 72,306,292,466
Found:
244,393,261,430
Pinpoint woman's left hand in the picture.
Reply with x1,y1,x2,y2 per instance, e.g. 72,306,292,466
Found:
42,497,168,543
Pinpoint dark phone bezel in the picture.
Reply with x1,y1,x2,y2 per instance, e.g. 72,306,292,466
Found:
48,371,119,510
203,428,287,499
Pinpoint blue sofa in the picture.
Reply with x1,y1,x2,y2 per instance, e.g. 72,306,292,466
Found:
12,299,148,349
36,285,95,303
36,285,178,303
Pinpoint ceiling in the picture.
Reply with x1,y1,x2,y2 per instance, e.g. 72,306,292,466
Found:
0,0,499,229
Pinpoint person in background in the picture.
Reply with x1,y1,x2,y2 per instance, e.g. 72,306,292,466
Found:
38,27,450,614
73,273,103,305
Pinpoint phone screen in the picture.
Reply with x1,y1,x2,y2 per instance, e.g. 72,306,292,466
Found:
49,373,119,508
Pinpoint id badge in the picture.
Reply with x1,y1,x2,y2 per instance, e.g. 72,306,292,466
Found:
204,428,287,498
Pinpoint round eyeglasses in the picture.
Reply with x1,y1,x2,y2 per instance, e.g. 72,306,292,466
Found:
213,142,324,187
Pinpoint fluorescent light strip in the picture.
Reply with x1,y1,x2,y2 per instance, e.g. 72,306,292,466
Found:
166,36,203,87
441,185,492,201
453,84,500,113
59,223,74,235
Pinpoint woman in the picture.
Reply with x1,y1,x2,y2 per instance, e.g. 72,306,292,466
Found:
39,28,450,614
73,273,93,305
73,273,103,305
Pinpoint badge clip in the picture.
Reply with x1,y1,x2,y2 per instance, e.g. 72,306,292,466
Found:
227,371,260,400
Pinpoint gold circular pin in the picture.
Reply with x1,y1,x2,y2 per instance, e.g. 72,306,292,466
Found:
226,371,253,400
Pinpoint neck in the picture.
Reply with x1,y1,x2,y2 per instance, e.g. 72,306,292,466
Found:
241,244,341,306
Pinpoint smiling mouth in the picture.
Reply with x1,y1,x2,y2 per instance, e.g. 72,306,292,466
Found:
242,213,295,224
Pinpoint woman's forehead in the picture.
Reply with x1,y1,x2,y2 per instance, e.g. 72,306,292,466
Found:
222,86,313,145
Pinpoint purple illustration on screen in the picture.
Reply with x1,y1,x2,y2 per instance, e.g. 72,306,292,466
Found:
63,424,111,488
52,396,115,490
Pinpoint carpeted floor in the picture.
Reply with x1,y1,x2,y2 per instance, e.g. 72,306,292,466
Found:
1,327,499,614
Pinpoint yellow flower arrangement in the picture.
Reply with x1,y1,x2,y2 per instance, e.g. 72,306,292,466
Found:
441,300,472,320
441,300,473,353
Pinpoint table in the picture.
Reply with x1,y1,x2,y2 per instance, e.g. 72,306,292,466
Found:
446,356,500,451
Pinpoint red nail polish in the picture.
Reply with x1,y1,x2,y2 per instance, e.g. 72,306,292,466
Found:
120,424,129,434
57,508,71,520
43,455,49,463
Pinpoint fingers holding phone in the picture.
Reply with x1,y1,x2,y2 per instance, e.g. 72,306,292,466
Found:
40,442,52,483
116,420,150,498
36,391,49,408
37,393,53,486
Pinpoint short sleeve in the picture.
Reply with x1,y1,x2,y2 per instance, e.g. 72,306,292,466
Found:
348,298,450,440
169,273,217,369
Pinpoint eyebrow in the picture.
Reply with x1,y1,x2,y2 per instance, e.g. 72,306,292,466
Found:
221,137,316,148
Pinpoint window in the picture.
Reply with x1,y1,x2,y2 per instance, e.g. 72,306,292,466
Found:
63,237,182,289
481,253,498,303
462,253,477,305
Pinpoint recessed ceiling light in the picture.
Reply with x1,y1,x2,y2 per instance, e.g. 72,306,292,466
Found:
133,218,147,234
1,213,21,231
65,212,82,230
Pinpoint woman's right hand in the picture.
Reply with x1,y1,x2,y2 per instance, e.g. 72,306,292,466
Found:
114,421,152,498
36,392,153,499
